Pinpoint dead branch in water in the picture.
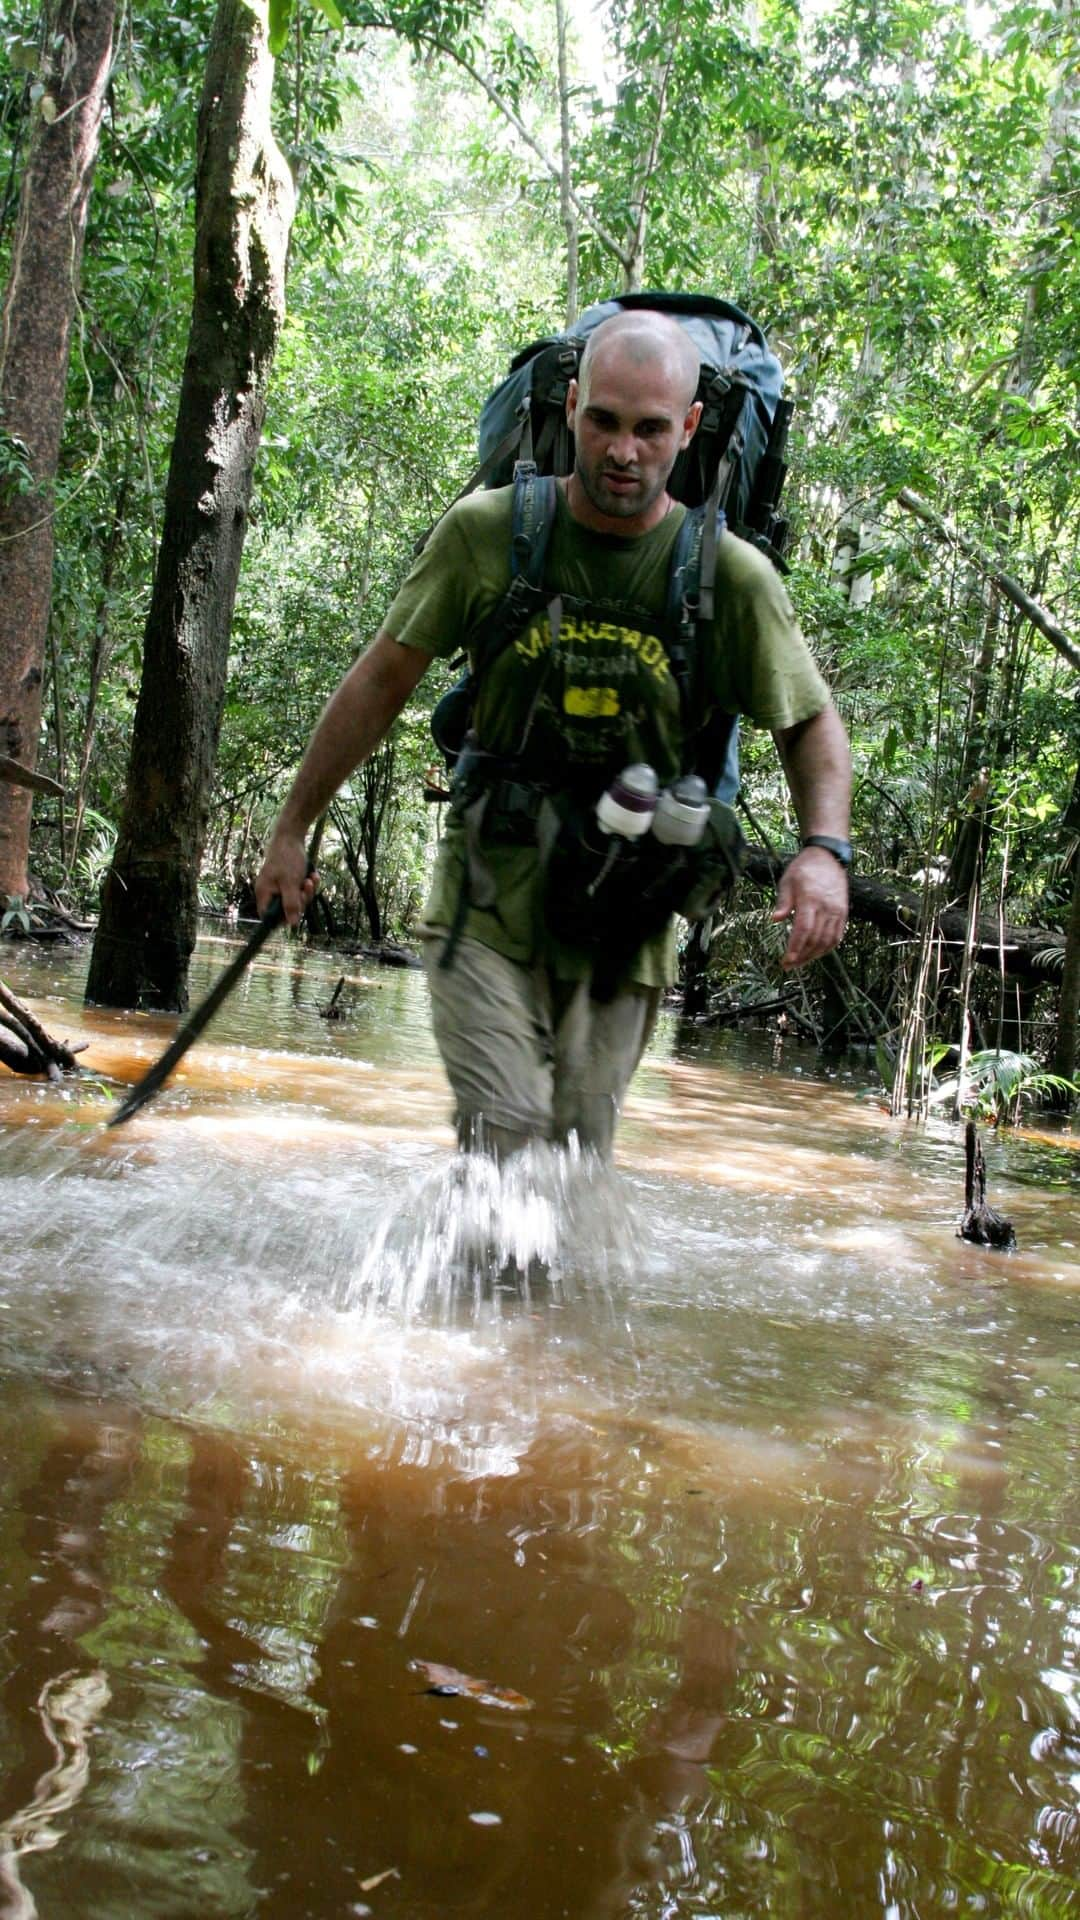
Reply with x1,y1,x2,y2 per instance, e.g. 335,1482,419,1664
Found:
0,978,85,1079
958,1121,1016,1250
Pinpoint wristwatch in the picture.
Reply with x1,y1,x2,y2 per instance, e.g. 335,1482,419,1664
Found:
800,834,853,869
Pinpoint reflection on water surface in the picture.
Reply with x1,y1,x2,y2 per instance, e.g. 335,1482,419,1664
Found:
0,934,1078,1918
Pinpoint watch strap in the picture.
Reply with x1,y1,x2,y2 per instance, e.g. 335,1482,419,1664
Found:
800,834,852,869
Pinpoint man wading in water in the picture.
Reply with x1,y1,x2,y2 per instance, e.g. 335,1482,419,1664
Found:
256,312,851,1159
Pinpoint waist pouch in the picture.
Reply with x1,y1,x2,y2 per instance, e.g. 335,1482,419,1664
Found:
431,672,474,765
540,796,745,999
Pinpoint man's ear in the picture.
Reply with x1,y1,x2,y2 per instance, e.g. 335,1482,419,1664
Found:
680,399,704,448
566,376,579,428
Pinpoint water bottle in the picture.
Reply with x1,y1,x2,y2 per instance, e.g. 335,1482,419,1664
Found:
652,774,709,847
595,764,659,838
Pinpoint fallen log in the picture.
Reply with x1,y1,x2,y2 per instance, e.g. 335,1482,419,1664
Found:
30,898,95,935
742,850,1067,984
692,991,804,1029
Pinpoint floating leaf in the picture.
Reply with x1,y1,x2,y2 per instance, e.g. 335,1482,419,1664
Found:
409,1659,533,1712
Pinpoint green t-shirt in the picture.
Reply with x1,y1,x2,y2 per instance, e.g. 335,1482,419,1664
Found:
387,484,830,987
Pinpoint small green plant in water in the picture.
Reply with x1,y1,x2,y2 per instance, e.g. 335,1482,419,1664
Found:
1,895,32,937
931,1049,1079,1124
74,811,117,903
877,1035,952,1106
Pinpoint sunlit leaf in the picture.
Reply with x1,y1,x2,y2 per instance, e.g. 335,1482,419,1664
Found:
268,0,293,56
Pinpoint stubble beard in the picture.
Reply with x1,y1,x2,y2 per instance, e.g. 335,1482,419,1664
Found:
576,453,668,523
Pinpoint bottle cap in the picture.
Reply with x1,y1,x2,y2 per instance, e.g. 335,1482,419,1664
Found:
596,764,658,838
653,774,709,846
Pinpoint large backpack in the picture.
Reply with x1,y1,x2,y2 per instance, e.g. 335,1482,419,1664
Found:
461,289,793,564
428,291,794,802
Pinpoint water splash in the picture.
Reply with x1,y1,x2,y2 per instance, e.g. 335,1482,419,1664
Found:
0,1121,659,1468
338,1137,650,1323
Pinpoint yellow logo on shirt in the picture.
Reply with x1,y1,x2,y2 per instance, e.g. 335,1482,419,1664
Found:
564,686,620,718
514,611,671,688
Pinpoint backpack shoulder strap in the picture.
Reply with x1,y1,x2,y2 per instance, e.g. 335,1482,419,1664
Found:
664,497,726,713
695,476,724,644
676,499,734,798
510,465,558,586
471,467,557,680
665,494,739,789
662,503,702,717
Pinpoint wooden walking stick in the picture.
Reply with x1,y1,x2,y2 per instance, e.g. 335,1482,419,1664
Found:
108,856,316,1128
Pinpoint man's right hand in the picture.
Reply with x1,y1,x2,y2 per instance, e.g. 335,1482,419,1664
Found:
255,830,318,927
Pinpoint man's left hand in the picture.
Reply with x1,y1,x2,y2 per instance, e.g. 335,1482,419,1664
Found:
771,846,849,970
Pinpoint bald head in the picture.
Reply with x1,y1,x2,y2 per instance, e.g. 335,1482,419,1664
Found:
578,311,701,415
565,310,704,532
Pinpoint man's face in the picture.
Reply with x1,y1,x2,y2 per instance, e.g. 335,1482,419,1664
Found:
566,345,702,534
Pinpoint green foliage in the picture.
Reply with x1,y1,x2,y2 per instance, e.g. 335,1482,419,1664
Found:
1,895,31,937
0,421,32,501
2,0,1077,1040
269,0,345,58
930,1049,1080,1123
74,810,118,901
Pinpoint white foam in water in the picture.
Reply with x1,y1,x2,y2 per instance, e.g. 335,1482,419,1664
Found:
3,1097,1009,1482
339,1137,645,1321
0,1124,659,1467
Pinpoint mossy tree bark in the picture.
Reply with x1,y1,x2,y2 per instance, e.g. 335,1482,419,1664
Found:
84,0,294,1010
0,0,117,902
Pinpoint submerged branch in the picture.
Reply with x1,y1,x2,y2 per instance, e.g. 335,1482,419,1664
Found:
0,977,83,1076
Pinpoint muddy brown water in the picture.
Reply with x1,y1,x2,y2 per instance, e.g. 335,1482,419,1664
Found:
0,931,1078,1919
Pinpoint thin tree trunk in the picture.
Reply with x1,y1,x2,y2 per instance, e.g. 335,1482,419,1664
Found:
1053,849,1080,1084
47,617,67,871
0,0,117,900
85,0,295,1010
395,23,629,273
555,0,579,327
622,38,679,294
947,567,1001,900
233,794,258,899
70,463,130,869
897,490,1080,674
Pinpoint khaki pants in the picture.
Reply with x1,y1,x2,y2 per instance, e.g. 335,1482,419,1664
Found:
423,934,660,1158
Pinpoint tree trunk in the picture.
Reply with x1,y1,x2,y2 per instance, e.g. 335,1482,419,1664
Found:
947,574,1000,900
622,52,671,294
70,463,131,870
0,0,117,900
85,0,295,1010
554,0,579,327
358,742,397,943
1053,848,1080,1083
